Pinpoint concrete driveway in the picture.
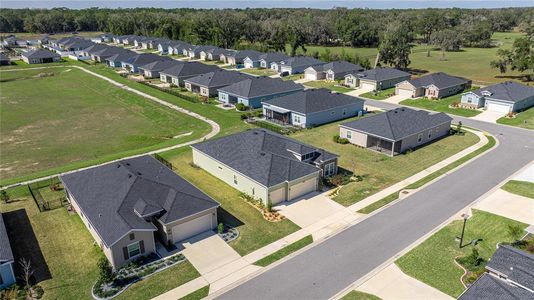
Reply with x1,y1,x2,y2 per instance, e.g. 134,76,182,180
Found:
470,109,504,123
346,87,373,97
473,189,534,225
382,94,408,104
275,192,347,228
356,264,453,300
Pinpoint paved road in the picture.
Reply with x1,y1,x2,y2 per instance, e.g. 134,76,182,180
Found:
216,101,534,300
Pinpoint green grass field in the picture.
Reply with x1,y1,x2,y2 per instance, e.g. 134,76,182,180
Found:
0,67,211,184
501,180,534,199
303,80,353,93
396,210,527,298
240,68,278,77
290,116,479,206
160,147,300,256
254,235,313,267
360,87,395,100
497,107,534,130
400,93,482,117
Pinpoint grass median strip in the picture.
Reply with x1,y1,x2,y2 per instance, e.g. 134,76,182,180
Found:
254,235,313,267
501,180,534,199
179,286,210,300
358,134,495,214
341,290,382,300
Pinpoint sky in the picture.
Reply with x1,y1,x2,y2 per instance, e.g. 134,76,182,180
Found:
1,0,533,9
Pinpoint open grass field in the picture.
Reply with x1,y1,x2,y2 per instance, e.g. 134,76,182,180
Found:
396,210,527,298
303,80,353,93
288,32,529,85
400,91,482,117
160,147,300,256
501,180,534,199
497,107,534,130
290,116,479,206
0,67,211,185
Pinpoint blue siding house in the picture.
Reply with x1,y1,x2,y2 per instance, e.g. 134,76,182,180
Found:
460,81,534,113
218,77,303,109
0,214,15,290
262,88,365,128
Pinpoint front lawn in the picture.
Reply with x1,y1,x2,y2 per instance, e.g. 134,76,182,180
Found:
497,107,534,130
240,68,277,77
160,147,300,256
303,80,353,93
0,67,211,185
501,180,534,199
254,235,313,267
400,93,482,117
281,74,303,81
360,87,395,100
290,116,479,206
179,286,210,300
395,210,528,298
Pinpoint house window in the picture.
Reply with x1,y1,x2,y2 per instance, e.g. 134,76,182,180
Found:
347,131,352,139
129,233,135,240
302,152,315,161
294,115,301,123
418,134,423,143
428,130,432,139
233,175,238,184
127,242,141,258
324,162,336,177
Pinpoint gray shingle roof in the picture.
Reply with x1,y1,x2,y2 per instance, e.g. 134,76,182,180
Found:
0,213,14,263
232,50,264,61
311,61,363,73
406,72,470,89
281,56,325,69
486,245,534,289
184,69,252,88
83,43,110,55
22,49,60,59
139,59,182,72
160,61,220,78
353,67,411,82
263,88,364,115
259,52,290,64
471,81,534,103
124,53,172,67
0,53,9,61
60,155,219,247
458,273,533,300
105,50,137,63
217,77,303,98
341,107,452,141
191,129,337,187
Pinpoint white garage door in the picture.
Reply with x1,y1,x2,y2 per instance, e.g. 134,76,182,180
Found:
172,212,213,242
304,72,316,80
269,187,286,205
396,88,414,98
486,101,511,113
289,177,317,200
360,82,375,91
244,62,253,69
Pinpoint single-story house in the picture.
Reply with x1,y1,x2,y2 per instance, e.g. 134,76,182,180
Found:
219,50,237,64
80,43,109,58
139,60,183,79
159,62,220,87
242,51,268,68
157,40,172,54
340,107,452,156
121,35,139,45
461,81,534,113
204,47,227,61
198,46,221,61
21,49,61,64
191,129,338,205
0,53,10,65
168,41,192,56
217,77,304,108
188,45,214,59
458,245,534,300
262,88,365,128
184,70,251,97
90,46,127,63
259,52,290,70
60,155,220,270
0,213,16,290
121,53,172,73
105,50,137,68
61,38,94,52
273,56,325,75
304,61,363,81
395,72,472,99
226,50,263,66
345,67,411,90
133,37,148,48
91,33,115,43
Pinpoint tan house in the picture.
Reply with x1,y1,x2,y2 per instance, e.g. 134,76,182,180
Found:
344,67,411,90
191,129,338,205
395,72,471,99
340,108,452,156
60,156,219,270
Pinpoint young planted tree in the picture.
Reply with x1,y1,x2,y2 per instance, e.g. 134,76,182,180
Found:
0,190,9,204
97,256,113,284
19,258,34,293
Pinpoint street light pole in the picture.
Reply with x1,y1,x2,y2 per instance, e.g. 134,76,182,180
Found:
457,213,469,248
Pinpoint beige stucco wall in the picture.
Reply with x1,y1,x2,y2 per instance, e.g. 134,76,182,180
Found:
192,148,269,203
340,127,368,147
399,122,451,152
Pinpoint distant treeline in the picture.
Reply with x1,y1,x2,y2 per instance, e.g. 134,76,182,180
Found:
1,7,533,51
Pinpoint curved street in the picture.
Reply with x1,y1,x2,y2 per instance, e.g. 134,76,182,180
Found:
214,100,534,300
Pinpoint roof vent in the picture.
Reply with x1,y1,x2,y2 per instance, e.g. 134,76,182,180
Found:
128,174,132,178
137,172,142,175
260,152,266,156
253,131,258,135
125,162,130,166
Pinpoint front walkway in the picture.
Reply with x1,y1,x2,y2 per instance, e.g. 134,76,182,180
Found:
470,109,504,123
355,264,453,300
473,188,534,225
